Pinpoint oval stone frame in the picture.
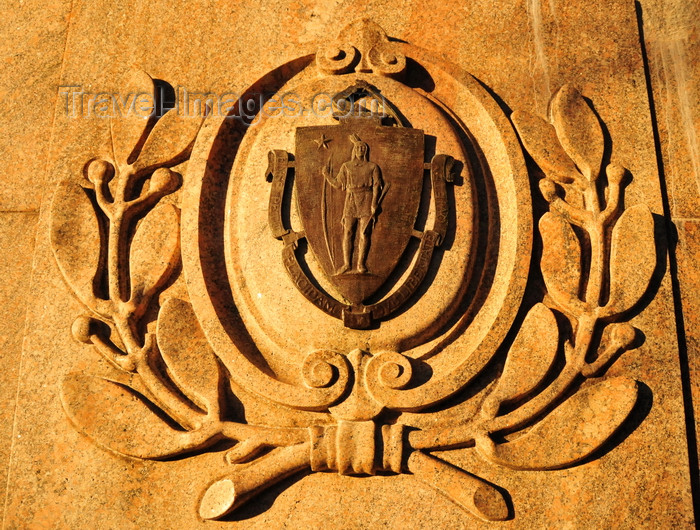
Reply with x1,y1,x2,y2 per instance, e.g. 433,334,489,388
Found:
181,42,532,413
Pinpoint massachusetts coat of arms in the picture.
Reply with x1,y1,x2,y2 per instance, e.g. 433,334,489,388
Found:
267,82,455,328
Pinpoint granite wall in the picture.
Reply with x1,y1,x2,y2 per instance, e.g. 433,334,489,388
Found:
0,0,697,527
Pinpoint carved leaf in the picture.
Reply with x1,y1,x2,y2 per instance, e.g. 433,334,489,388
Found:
478,377,638,470
131,108,205,174
539,212,582,310
483,304,558,416
550,85,605,181
129,204,180,302
50,181,101,309
511,110,581,184
606,204,656,316
110,69,154,167
61,372,200,459
156,298,221,414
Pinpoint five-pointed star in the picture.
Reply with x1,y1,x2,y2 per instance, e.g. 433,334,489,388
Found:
314,133,331,149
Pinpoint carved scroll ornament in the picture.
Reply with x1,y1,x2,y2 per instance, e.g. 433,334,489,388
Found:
51,20,656,523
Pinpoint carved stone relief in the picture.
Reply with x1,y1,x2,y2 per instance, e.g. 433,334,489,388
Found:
50,18,657,523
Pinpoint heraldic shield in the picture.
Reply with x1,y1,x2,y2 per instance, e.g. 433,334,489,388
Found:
266,86,455,330
295,120,424,305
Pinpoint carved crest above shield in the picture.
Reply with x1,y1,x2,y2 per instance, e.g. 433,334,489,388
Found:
50,17,656,524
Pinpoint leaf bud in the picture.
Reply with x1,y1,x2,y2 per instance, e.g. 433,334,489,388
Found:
539,178,557,201
86,159,114,187
149,167,180,195
71,315,95,343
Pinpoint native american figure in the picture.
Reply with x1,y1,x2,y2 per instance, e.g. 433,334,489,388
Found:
322,134,383,274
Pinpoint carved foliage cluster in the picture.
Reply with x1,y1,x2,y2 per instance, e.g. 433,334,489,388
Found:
474,84,656,466
51,70,239,457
